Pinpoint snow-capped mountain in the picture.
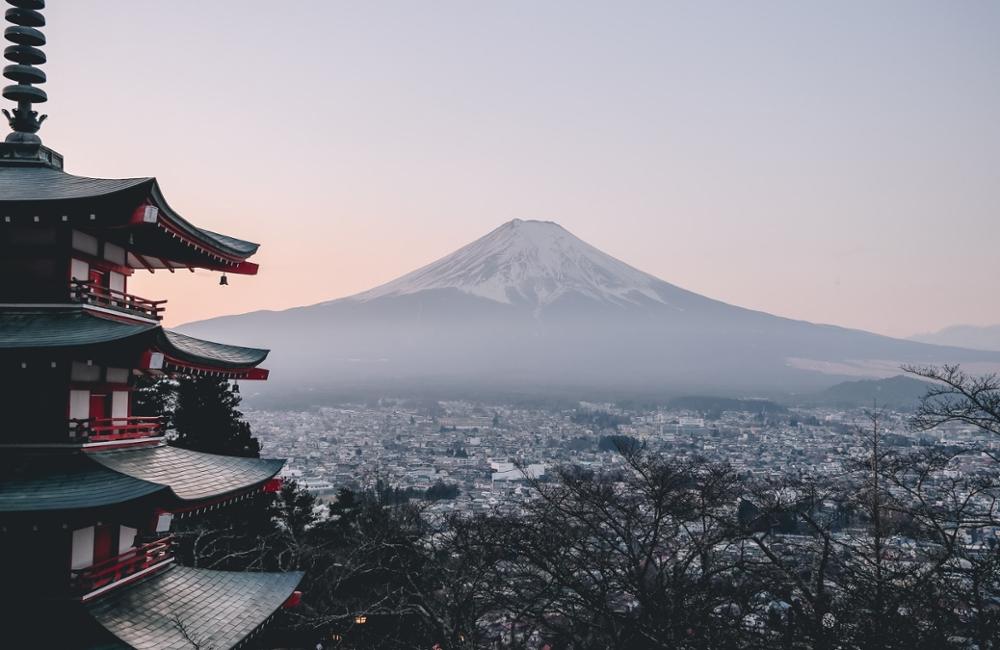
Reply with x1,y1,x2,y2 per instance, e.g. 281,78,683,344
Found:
179,221,1000,400
350,219,670,309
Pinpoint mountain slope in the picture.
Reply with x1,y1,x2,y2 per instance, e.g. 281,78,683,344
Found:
805,375,935,410
179,220,1000,399
351,219,676,309
910,324,1000,352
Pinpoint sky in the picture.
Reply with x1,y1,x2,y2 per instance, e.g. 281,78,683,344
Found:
36,1,1000,338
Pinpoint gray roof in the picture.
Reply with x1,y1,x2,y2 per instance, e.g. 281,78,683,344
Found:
0,308,156,349
0,309,269,370
0,446,284,513
0,163,259,259
0,453,166,512
87,566,304,650
159,330,269,368
90,445,285,502
0,164,152,201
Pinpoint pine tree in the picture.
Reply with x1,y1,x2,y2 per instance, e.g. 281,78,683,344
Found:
131,374,177,426
171,377,261,458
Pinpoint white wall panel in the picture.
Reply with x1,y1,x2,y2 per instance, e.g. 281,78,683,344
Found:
71,526,95,570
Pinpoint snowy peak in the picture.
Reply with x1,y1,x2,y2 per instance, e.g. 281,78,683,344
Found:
351,219,669,308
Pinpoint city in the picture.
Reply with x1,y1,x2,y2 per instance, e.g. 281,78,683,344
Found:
254,397,1000,522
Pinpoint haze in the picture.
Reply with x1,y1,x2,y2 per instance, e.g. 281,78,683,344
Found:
39,1,1000,338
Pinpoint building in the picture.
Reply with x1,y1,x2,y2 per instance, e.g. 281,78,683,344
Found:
0,2,303,647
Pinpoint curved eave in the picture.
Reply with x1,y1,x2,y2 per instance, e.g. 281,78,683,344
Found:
0,163,153,202
149,181,259,258
0,308,157,351
0,163,260,273
154,329,270,379
89,445,285,505
87,566,304,650
127,181,260,273
0,309,269,379
0,452,168,513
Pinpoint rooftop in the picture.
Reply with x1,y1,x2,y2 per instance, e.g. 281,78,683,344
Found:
87,565,303,650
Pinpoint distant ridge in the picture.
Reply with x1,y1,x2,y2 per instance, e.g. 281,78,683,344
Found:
807,375,934,410
910,324,1000,352
179,220,1000,399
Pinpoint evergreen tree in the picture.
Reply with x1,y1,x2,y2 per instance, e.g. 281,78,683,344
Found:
171,377,261,458
131,374,177,426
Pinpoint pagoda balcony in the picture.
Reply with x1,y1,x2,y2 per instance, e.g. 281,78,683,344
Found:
69,416,165,443
70,279,166,321
70,535,174,598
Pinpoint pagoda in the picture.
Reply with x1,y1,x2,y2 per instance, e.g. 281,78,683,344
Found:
0,2,304,647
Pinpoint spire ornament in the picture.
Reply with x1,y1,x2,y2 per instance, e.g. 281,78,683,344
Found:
2,0,47,146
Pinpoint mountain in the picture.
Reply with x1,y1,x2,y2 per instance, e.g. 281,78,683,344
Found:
910,325,1000,352
179,220,1000,401
807,375,935,410
351,219,673,310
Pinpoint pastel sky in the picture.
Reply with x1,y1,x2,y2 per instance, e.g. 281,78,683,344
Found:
38,1,1000,338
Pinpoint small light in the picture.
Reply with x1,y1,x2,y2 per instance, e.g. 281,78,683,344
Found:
354,615,367,625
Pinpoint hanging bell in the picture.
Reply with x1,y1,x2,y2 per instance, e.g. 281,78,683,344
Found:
219,274,229,286
232,381,240,393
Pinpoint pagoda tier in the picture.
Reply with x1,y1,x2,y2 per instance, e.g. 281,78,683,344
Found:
0,452,166,515
3,567,304,649
0,448,284,517
0,162,260,275
0,307,269,379
89,445,285,506
0,307,268,447
0,447,286,603
86,566,304,650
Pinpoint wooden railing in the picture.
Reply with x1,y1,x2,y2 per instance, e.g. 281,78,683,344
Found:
70,535,173,596
69,416,165,443
69,279,166,320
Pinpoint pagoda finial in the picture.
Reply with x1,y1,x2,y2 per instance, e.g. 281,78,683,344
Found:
2,0,47,147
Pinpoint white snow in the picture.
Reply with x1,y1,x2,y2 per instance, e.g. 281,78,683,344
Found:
348,219,670,309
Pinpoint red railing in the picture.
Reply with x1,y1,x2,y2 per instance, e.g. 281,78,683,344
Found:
69,416,165,443
70,279,166,320
70,535,173,596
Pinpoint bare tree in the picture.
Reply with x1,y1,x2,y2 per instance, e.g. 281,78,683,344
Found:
906,364,1000,438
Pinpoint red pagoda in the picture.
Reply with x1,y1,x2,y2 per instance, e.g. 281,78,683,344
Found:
0,2,303,647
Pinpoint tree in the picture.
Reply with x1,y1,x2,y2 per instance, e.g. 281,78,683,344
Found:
171,377,260,458
469,450,749,649
131,374,176,425
906,364,1000,438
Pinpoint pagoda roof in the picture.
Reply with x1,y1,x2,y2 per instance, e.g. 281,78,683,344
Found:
0,162,260,271
158,330,269,369
0,164,151,202
90,445,285,502
0,308,269,376
0,452,166,512
0,446,285,513
0,307,156,349
87,565,303,650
